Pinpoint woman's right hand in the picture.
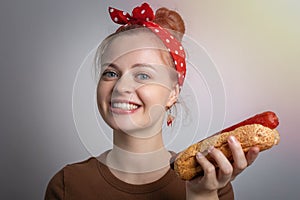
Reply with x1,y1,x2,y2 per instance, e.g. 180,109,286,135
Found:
185,146,232,200
185,136,260,200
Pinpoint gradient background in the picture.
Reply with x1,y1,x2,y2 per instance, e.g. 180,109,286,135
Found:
1,0,299,199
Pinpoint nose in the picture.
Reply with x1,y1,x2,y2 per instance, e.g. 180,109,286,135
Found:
113,73,136,94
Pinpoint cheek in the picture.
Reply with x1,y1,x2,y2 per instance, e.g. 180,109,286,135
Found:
97,82,112,109
138,85,170,107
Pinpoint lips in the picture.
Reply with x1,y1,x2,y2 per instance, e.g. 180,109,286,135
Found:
110,100,141,114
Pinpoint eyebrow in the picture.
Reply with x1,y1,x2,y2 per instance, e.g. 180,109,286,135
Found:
101,63,159,71
101,62,118,69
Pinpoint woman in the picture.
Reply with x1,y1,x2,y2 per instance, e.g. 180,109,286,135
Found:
45,3,259,199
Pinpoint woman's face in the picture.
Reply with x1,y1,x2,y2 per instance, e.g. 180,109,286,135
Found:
97,31,179,138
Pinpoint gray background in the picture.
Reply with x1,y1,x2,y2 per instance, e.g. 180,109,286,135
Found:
1,0,299,199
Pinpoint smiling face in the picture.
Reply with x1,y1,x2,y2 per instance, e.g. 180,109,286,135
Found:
97,30,179,138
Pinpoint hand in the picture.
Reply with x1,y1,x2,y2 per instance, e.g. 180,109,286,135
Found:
186,136,260,199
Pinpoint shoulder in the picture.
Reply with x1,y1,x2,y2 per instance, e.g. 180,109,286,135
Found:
45,167,64,200
61,157,101,185
44,157,98,199
64,157,98,173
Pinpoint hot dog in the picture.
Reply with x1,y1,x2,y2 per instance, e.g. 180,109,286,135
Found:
170,111,280,180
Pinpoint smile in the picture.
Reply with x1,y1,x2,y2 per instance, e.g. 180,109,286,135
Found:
112,102,139,110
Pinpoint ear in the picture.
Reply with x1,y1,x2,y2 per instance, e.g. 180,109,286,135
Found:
166,84,180,108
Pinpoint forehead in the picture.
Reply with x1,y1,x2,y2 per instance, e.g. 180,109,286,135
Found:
101,30,168,64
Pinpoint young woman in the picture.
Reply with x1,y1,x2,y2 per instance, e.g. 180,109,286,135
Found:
45,3,259,200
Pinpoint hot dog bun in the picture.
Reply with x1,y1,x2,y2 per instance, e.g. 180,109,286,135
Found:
171,112,280,180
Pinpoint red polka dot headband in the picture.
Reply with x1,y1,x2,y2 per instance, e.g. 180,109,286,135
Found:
108,3,186,86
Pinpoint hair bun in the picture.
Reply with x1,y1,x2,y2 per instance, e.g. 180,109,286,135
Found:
153,7,185,41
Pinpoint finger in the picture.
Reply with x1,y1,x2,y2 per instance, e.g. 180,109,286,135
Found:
208,147,233,184
227,136,248,173
246,146,260,166
195,150,217,182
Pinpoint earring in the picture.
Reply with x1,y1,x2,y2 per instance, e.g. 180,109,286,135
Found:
167,108,175,127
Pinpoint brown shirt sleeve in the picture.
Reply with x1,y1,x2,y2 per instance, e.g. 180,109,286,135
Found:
44,169,64,200
218,183,235,200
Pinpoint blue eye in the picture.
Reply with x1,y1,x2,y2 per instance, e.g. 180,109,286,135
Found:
102,71,119,79
136,73,150,80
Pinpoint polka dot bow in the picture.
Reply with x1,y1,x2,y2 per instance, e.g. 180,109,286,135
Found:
108,3,186,86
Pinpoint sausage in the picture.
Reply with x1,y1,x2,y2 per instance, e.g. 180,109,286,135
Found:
221,111,279,133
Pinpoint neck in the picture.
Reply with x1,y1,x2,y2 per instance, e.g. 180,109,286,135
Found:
113,128,165,153
105,129,171,173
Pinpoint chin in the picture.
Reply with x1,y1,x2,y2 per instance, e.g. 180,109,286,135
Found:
111,117,164,139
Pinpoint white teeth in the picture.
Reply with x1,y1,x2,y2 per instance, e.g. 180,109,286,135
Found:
112,103,138,110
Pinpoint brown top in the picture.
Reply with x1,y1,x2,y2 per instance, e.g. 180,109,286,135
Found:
45,157,234,200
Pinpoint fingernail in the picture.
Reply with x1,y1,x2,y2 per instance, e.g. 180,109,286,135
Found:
208,146,214,153
228,135,237,144
196,152,204,159
252,146,260,153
